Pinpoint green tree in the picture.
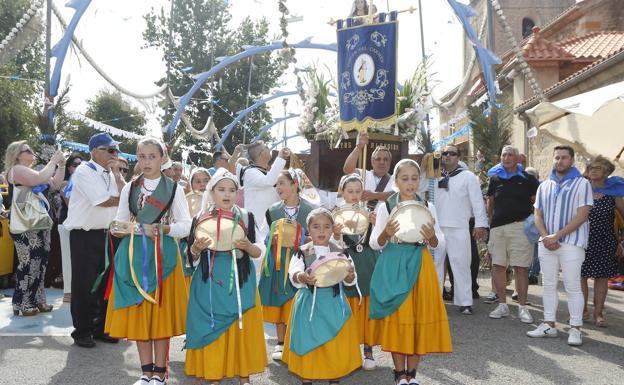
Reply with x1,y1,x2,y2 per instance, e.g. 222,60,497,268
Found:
64,89,147,154
0,0,44,170
469,100,512,187
143,0,284,154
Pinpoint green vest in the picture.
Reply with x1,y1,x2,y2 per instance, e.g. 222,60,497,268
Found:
129,174,177,224
258,199,315,307
112,174,179,309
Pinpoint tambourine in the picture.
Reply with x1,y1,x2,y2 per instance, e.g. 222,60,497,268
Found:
271,218,300,248
306,252,351,287
387,200,433,243
333,204,369,235
302,187,321,206
186,191,204,218
195,209,247,251
110,220,141,235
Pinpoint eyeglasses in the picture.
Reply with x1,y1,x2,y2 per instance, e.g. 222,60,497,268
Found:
70,162,81,167
19,148,33,155
97,147,119,154
441,151,458,157
120,168,129,173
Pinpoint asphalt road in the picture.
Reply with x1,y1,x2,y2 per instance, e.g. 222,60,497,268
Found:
1,275,623,385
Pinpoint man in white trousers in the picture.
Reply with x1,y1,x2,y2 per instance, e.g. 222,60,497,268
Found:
527,145,592,346
434,145,488,315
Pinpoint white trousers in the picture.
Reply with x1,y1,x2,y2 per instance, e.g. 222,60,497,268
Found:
58,223,72,294
538,243,585,326
432,242,447,292
441,226,472,306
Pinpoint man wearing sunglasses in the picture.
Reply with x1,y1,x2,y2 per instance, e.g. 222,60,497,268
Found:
434,145,488,315
63,133,126,348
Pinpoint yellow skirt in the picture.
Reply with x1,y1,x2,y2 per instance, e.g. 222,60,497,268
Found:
377,250,452,355
185,275,192,294
263,297,294,324
104,261,188,341
185,292,268,381
347,295,380,346
282,311,361,380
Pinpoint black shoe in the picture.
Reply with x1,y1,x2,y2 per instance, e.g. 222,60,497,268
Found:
459,306,473,315
528,275,538,285
94,333,119,344
73,335,96,348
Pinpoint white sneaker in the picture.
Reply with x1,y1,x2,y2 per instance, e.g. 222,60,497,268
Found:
568,328,583,346
362,356,376,370
518,306,534,324
271,343,283,361
150,376,166,385
398,380,409,385
489,303,510,319
527,322,558,338
133,375,150,385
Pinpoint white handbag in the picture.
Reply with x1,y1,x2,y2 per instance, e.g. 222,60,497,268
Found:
9,184,53,234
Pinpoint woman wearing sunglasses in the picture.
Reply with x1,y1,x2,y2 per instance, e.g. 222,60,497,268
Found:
4,141,66,316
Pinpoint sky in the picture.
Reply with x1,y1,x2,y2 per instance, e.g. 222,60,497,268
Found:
52,0,467,153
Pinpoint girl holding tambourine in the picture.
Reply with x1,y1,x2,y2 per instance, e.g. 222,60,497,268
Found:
259,169,316,361
184,168,267,385
105,137,192,385
369,159,452,385
336,173,381,370
282,208,361,385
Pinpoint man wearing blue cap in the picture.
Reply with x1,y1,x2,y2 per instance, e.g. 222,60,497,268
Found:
64,133,126,347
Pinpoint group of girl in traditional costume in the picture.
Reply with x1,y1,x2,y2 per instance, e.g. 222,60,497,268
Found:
103,135,451,385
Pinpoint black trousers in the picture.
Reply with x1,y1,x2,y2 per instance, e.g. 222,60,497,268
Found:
69,229,118,339
447,218,480,295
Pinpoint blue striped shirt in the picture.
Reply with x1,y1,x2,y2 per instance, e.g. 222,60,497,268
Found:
534,176,593,248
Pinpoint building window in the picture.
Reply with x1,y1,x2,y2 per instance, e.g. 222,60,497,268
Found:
522,17,535,38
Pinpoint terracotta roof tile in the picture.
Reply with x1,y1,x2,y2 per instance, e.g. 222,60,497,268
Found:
515,47,624,111
561,31,624,60
523,27,576,62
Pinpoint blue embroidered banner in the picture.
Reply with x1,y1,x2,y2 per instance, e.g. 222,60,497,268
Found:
337,12,397,132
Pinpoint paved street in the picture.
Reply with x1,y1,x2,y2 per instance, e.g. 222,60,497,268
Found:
1,274,623,385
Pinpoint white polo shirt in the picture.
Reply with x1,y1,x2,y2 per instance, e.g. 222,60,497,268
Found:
64,161,120,231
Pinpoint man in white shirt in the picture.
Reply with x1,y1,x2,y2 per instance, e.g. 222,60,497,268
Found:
434,145,488,315
63,133,126,348
233,141,289,232
343,131,395,212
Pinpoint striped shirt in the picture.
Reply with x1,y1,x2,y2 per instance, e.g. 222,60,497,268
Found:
534,176,593,248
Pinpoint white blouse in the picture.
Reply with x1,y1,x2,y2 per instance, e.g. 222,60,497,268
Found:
115,177,192,239
288,243,357,289
369,199,445,255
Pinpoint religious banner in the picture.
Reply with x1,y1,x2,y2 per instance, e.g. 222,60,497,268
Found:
337,12,397,132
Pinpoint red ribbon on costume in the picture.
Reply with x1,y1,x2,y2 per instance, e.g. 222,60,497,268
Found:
156,225,164,304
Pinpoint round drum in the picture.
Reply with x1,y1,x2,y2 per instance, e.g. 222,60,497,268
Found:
302,187,321,206
388,200,433,243
272,218,299,248
195,209,247,251
333,204,369,235
307,252,351,287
